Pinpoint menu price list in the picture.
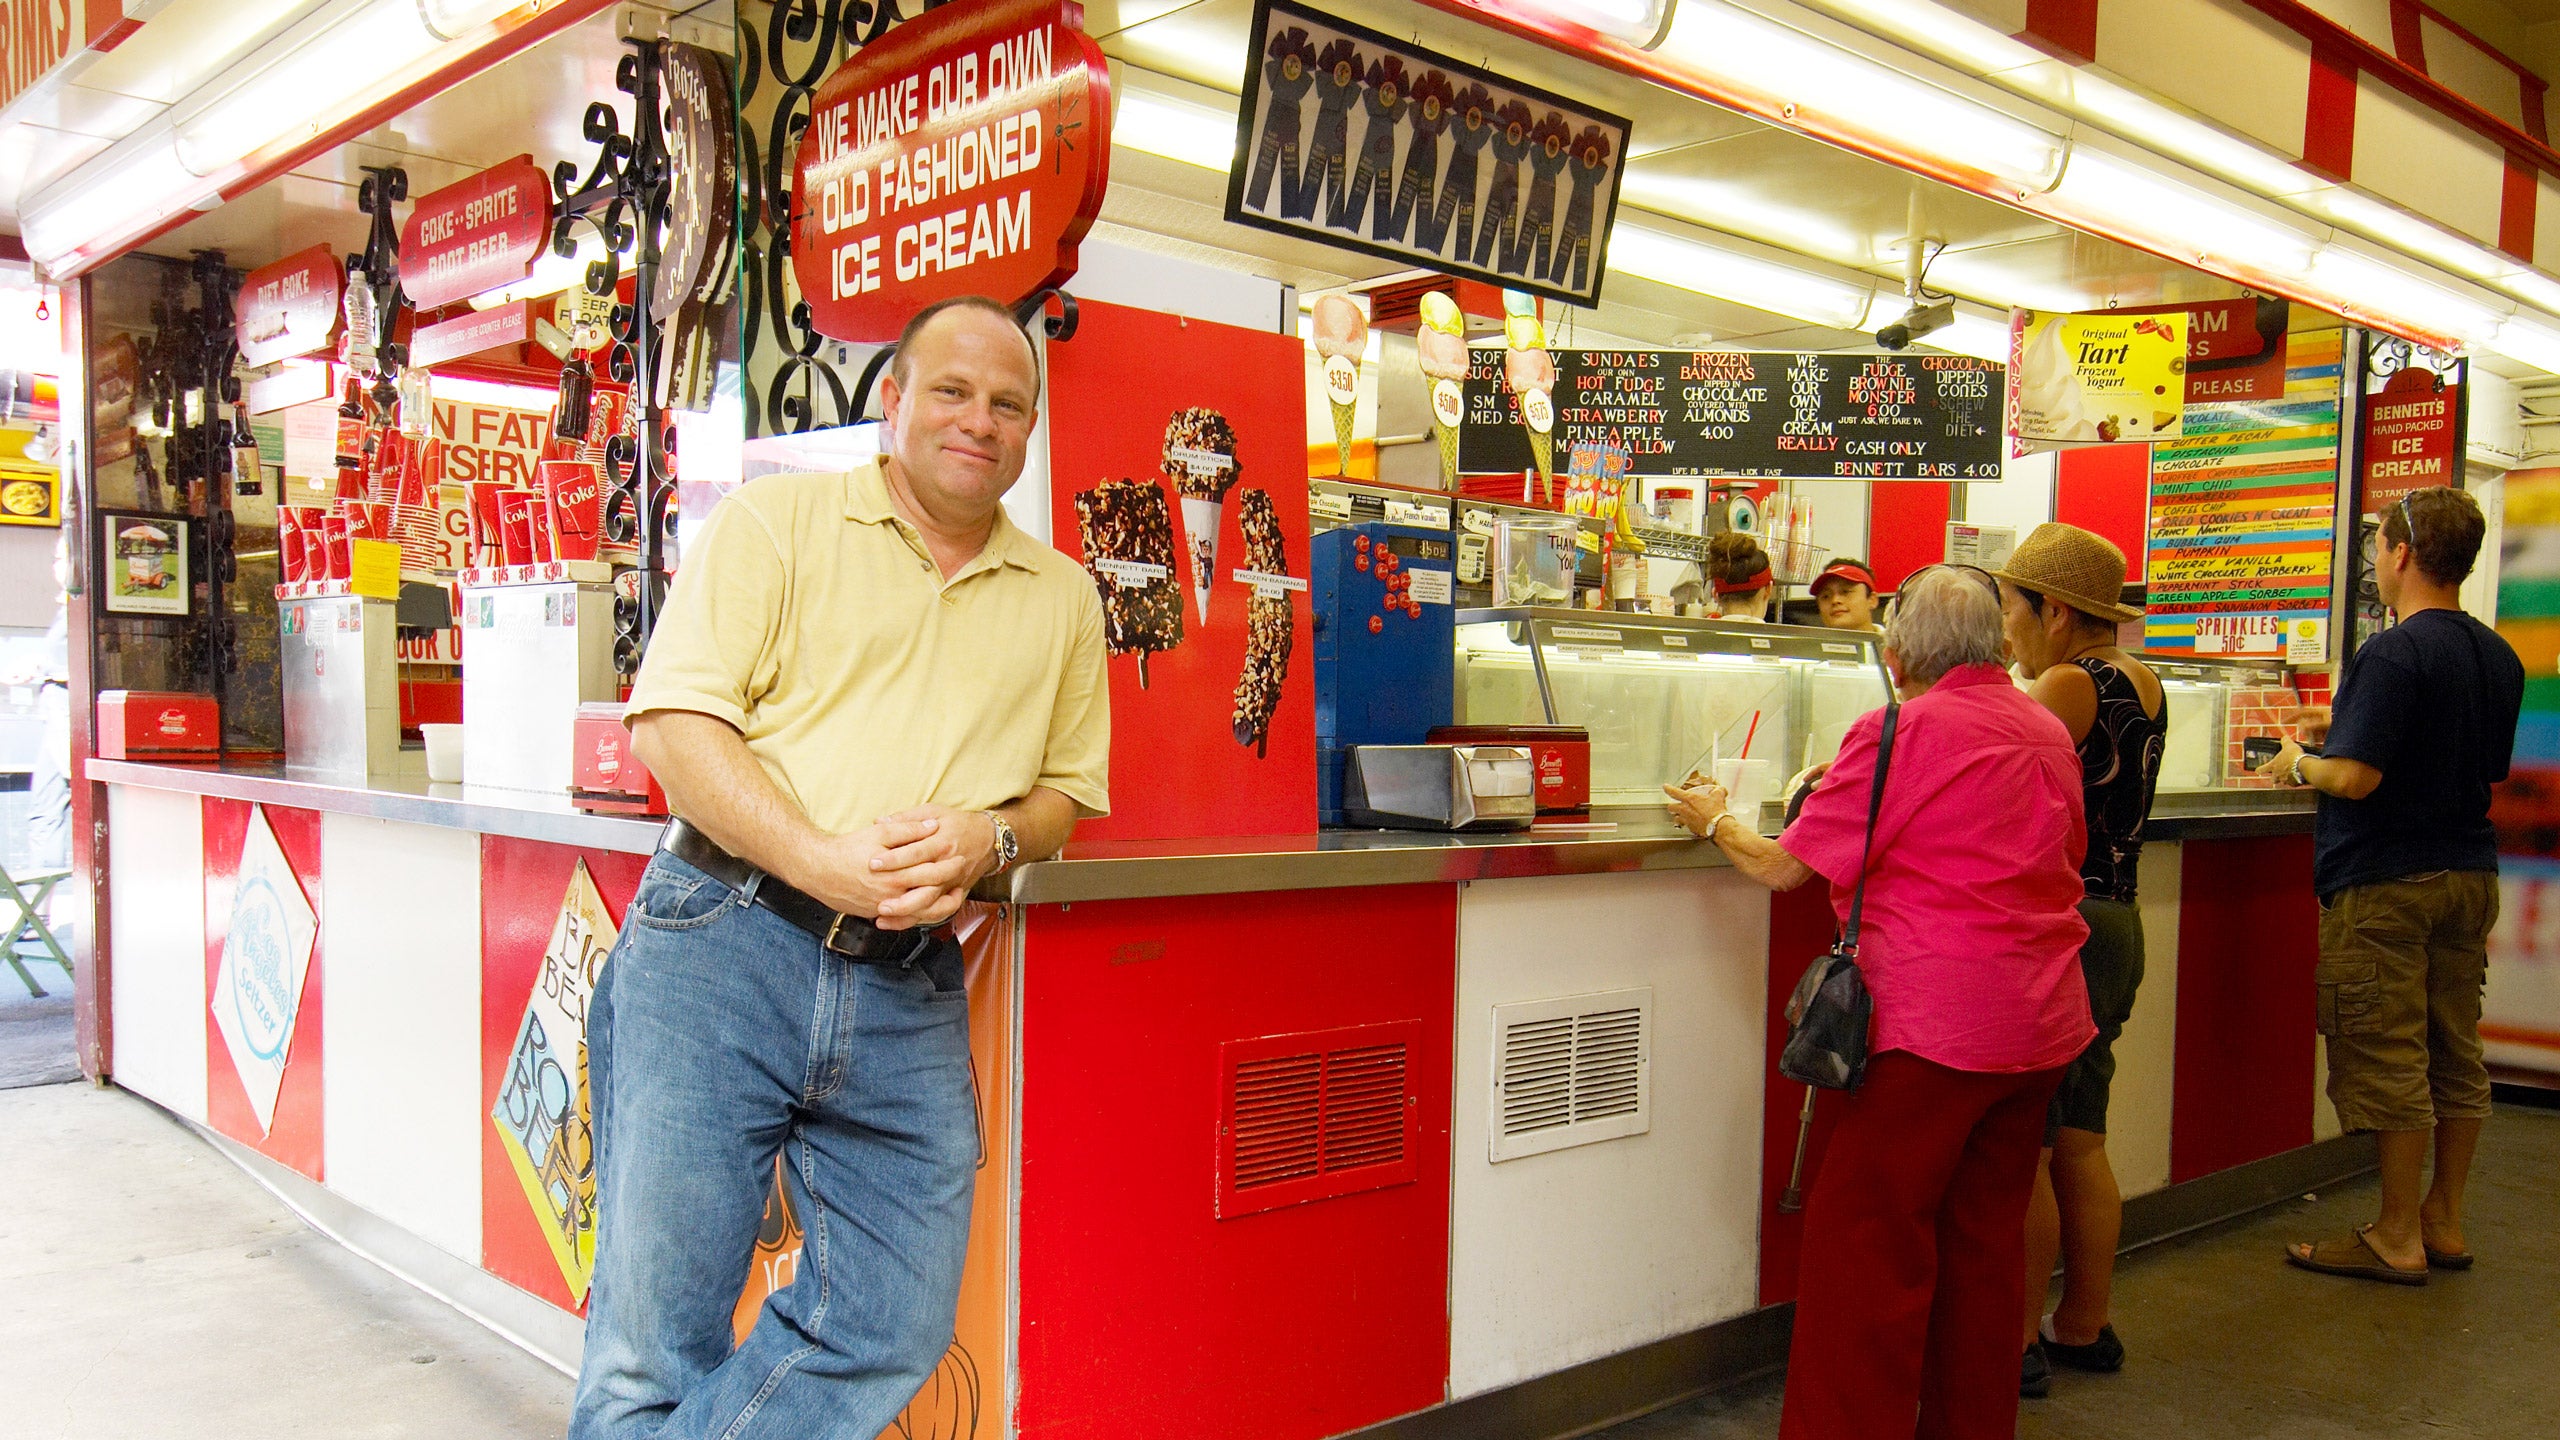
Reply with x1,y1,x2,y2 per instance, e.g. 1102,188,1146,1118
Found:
1460,348,2003,480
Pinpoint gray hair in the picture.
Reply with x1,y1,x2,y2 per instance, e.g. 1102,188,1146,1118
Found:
1887,567,2007,685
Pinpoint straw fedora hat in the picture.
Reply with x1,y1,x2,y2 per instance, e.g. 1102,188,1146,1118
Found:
1992,523,2143,623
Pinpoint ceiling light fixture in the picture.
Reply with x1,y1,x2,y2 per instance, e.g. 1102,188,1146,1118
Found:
2045,148,2319,283
1507,0,1676,50
1111,85,1237,171
1608,223,1879,330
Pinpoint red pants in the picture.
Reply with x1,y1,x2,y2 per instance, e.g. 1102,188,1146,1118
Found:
1779,1051,2065,1440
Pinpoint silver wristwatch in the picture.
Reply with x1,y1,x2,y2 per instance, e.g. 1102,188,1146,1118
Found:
2288,752,2310,789
981,810,1020,873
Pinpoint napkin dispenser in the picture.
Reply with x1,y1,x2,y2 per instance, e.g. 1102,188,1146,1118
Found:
1342,744,1536,832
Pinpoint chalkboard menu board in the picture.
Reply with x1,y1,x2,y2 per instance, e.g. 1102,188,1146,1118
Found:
1460,348,2005,480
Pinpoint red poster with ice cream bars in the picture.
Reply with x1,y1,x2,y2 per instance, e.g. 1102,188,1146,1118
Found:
1045,297,1317,840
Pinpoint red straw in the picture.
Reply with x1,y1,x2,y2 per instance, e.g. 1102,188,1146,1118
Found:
1740,711,1760,759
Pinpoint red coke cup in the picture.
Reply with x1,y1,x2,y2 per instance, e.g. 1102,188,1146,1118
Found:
540,459,604,562
497,490,538,568
468,481,508,567
321,513,353,581
342,499,392,543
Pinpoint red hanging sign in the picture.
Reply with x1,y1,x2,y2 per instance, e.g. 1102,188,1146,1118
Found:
400,155,556,310
2360,368,2461,516
792,0,1112,343
236,244,344,367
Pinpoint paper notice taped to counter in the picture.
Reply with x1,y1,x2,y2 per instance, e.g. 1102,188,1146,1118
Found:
2007,308,2189,449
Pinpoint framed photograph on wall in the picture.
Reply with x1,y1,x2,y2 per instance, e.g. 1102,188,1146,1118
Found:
100,510,192,616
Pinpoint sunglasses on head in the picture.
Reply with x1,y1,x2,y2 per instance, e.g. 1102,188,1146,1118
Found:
1885,563,2001,626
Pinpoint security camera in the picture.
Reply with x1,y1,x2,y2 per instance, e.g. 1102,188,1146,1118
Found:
1874,299,1954,351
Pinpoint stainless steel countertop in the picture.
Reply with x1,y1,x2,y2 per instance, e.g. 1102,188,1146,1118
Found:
90,761,2315,902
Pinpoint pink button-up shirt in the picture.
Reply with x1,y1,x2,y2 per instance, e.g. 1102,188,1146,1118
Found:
1780,662,2096,1074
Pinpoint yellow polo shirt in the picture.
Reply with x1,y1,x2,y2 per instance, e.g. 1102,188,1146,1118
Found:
625,459,1109,833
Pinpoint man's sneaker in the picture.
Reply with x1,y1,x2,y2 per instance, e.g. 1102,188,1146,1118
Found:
2020,1341,2051,1399
2040,1318,2126,1373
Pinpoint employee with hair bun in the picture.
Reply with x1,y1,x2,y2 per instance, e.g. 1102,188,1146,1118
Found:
1709,530,1775,622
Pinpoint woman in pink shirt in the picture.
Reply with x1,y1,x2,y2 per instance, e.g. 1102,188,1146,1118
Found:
1667,565,2095,1440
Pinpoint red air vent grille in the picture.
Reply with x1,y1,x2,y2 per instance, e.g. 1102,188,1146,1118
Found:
1219,1021,1422,1219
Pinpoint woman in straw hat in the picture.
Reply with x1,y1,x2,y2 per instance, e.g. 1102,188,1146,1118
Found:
1992,523,2165,1398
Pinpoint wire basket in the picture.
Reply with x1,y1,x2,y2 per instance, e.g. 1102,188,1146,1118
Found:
1766,536,1830,586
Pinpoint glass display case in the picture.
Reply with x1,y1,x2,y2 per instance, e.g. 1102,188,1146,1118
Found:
1453,609,1892,827
2149,654,2298,795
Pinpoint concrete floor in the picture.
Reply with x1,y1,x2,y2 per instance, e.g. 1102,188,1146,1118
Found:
1602,1101,2560,1440
0,1081,571,1440
2,1081,2554,1439
0,976,79,1089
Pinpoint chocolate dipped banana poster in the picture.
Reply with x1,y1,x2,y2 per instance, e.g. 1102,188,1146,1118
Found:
1047,298,1315,840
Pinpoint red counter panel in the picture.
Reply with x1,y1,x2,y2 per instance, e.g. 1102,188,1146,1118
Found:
201,799,327,1181
1016,885,1456,1440
2171,835,2320,1182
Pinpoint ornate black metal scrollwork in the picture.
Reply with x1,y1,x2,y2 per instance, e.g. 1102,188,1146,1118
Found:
552,37,679,682
130,250,246,705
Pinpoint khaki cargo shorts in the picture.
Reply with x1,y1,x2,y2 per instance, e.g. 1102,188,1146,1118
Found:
2316,870,2500,1134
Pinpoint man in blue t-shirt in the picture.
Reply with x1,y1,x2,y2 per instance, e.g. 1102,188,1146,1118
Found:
2259,485,2522,1286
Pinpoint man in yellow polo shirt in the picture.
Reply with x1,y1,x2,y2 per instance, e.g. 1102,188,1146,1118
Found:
571,296,1107,1440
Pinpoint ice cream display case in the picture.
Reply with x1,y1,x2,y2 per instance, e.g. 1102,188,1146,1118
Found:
1451,609,1892,826
2149,654,2299,794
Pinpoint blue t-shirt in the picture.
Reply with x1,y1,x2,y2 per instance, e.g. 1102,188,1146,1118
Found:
2314,609,2524,897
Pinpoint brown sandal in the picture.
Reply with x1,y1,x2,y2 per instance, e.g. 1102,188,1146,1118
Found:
2286,1225,2427,1286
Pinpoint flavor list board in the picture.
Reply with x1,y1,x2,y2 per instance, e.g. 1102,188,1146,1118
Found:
1459,348,2003,480
2143,328,2344,660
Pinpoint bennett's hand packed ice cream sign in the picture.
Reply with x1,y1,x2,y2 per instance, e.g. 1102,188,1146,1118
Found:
792,0,1113,342
2007,308,2189,448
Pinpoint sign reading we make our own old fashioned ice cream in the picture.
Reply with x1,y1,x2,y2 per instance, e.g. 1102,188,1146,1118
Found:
792,0,1112,342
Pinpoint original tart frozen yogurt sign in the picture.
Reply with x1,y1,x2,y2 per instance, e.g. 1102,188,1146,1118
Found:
792,0,1112,342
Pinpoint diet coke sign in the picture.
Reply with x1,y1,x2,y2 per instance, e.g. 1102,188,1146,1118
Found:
792,0,1111,342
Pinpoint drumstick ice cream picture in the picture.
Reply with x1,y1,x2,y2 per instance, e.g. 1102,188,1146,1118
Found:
1074,478,1185,688
1231,487,1296,757
1163,407,1240,624
1311,294,1368,476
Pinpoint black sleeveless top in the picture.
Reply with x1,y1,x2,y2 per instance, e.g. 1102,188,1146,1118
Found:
2074,657,2166,904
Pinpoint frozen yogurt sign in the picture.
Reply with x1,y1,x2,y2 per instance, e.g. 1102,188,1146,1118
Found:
792,0,1112,342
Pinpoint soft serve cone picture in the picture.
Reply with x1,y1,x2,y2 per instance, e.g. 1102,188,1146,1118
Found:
2008,308,2189,445
1163,407,1241,624
1416,290,1471,489
1311,294,1368,476
1503,303,1558,502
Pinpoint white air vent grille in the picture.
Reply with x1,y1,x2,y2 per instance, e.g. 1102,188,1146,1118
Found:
1491,988,1652,1163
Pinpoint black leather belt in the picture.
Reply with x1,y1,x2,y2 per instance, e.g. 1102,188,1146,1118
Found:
660,819,945,966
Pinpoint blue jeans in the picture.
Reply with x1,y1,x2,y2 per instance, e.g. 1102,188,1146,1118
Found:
570,851,978,1439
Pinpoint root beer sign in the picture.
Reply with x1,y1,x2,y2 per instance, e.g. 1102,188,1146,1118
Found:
401,156,554,311
792,0,1112,342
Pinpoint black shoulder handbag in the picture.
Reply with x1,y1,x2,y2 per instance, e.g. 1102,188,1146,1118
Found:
1777,695,1899,1092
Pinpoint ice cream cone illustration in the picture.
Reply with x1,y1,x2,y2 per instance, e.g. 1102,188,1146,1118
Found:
1312,294,1368,475
1163,407,1240,624
1503,305,1558,503
1417,290,1470,489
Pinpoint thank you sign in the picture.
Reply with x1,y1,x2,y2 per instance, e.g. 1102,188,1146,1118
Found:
792,0,1113,342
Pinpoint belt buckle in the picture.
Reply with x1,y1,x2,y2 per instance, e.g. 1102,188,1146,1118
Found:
823,911,859,956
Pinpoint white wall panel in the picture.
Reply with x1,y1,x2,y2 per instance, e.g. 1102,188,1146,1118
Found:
1449,870,1767,1399
2110,842,2184,1199
1966,449,2059,545
2420,19,2528,130
2302,0,2395,53
319,814,484,1266
106,785,207,1121
2100,0,2314,160
2354,77,2507,245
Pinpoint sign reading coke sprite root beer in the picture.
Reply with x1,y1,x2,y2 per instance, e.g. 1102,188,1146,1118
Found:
791,0,1113,342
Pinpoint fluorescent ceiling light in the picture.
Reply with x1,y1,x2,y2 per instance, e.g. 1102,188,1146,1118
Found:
420,0,524,40
1824,0,2051,77
2050,149,2317,280
1509,0,1674,48
2490,316,2560,375
1608,223,1877,330
1924,309,2011,365
174,0,443,176
428,373,559,412
1654,2,2065,190
21,141,197,265
1616,170,1865,262
2308,246,2509,345
1113,86,1235,171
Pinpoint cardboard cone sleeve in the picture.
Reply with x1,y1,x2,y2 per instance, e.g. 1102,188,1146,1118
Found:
1074,478,1184,687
